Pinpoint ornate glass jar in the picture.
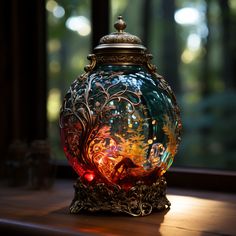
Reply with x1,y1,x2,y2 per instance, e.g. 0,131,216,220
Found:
60,16,182,216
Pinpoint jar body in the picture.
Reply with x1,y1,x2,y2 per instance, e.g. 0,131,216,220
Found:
60,64,181,189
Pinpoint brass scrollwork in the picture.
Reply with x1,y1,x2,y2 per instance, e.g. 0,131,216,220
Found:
84,54,97,72
145,53,157,73
70,176,170,216
96,54,147,65
78,54,97,81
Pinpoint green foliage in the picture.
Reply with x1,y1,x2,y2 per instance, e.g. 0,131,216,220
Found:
175,91,236,170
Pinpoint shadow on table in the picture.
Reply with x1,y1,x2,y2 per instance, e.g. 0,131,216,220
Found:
51,206,169,236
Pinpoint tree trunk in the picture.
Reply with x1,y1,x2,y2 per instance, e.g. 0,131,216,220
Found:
142,0,151,48
91,0,110,50
219,0,235,89
161,0,180,94
201,0,211,97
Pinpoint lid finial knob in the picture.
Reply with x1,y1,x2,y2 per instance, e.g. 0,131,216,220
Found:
114,16,126,33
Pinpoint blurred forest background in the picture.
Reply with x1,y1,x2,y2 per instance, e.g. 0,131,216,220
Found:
46,0,236,171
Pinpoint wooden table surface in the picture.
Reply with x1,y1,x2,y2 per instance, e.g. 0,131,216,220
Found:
0,180,236,236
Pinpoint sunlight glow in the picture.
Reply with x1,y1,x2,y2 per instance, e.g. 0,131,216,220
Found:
46,0,58,12
187,34,201,51
181,49,198,64
169,195,196,212
47,88,61,122
66,16,91,36
49,60,61,73
53,5,65,18
174,7,200,25
47,39,61,52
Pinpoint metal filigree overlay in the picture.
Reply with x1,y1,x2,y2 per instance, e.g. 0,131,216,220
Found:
96,54,148,65
60,16,182,217
98,16,143,46
70,176,170,216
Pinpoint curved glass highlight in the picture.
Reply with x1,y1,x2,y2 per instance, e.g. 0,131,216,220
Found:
60,65,181,188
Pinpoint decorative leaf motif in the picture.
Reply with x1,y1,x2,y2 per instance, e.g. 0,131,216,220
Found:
61,69,181,186
61,71,143,182
162,115,177,156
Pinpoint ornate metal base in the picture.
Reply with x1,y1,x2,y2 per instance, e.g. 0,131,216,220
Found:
70,176,170,216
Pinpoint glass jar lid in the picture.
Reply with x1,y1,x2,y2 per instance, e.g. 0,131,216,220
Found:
94,16,146,51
